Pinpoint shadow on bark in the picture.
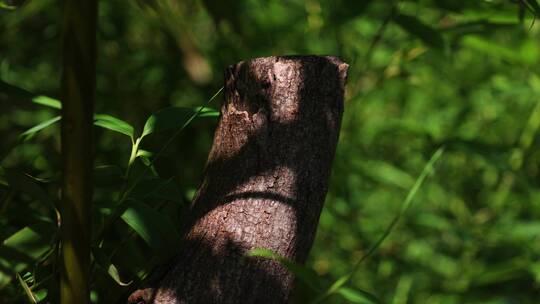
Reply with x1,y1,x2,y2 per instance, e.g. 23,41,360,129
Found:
128,55,347,304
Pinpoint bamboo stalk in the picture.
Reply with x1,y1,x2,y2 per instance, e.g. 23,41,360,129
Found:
59,0,97,303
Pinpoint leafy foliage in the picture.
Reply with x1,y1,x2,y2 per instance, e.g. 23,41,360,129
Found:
1,0,540,303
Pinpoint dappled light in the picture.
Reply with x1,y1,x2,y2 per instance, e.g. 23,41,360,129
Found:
1,1,540,303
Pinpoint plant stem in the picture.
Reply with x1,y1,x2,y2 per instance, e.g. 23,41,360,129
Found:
59,0,97,303
94,88,223,244
126,137,142,179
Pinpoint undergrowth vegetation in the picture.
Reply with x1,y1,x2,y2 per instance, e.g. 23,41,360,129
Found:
1,0,540,303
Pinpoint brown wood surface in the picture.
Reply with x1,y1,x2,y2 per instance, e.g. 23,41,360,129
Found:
129,55,348,304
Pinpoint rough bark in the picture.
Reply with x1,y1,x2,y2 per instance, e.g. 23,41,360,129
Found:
128,55,348,304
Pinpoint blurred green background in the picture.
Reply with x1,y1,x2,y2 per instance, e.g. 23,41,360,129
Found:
2,0,540,303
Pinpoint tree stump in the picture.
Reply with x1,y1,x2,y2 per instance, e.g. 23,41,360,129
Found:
128,55,348,304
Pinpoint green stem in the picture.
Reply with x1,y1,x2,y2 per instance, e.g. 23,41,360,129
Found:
59,0,97,303
93,87,223,244
126,137,142,179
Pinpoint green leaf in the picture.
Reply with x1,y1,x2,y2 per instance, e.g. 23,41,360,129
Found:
3,226,54,260
34,289,48,302
18,116,61,141
32,96,61,109
315,274,350,302
121,201,180,250
456,10,525,25
248,247,280,259
136,149,155,166
498,221,540,241
462,35,517,62
94,114,134,139
0,3,16,10
473,257,529,286
337,287,381,304
0,80,61,109
197,107,220,117
92,247,132,286
16,272,37,304
313,147,444,304
462,36,538,65
394,14,445,49
248,248,324,291
141,106,219,138
355,147,445,265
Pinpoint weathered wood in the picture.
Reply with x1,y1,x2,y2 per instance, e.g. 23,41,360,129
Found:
128,55,348,304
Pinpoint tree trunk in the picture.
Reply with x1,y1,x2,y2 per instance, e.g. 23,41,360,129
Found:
129,55,348,304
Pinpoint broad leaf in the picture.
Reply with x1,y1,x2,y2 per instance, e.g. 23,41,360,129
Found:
3,225,54,260
394,14,445,49
94,114,134,139
32,96,61,109
121,201,180,250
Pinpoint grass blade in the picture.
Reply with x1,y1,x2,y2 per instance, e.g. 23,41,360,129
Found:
313,147,445,303
356,147,444,265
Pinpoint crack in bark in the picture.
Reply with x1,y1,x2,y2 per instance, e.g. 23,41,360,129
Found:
127,55,348,304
